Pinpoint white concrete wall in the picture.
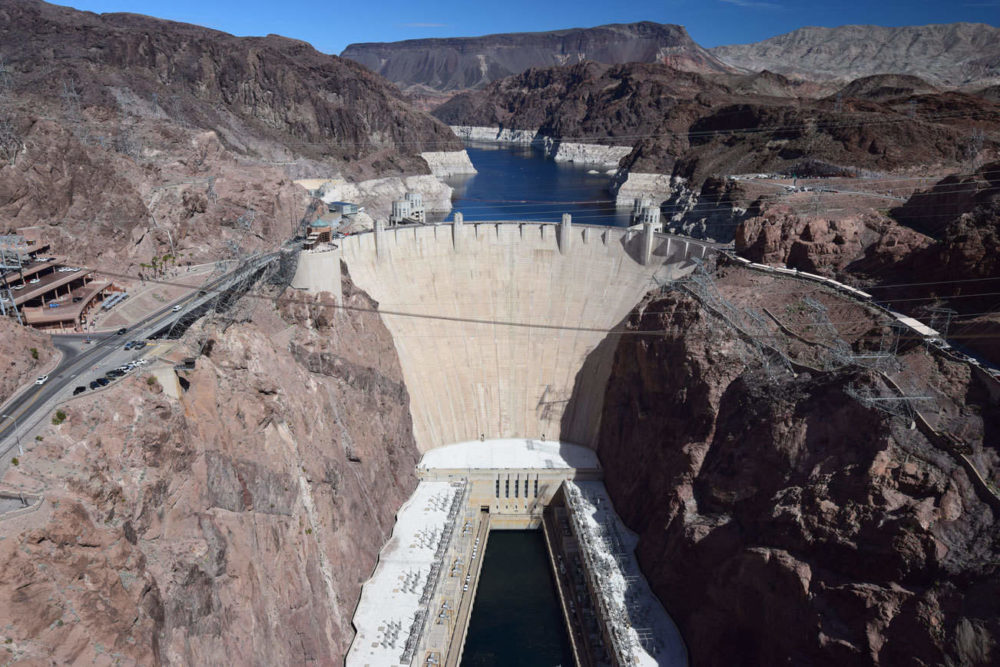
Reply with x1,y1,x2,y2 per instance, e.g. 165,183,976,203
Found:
312,222,710,453
291,247,343,304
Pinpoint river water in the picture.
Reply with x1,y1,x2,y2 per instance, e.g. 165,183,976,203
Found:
461,531,573,667
440,143,633,228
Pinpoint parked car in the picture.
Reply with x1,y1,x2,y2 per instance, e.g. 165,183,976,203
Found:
35,375,48,385
48,302,60,308
89,381,100,390
96,377,110,387
29,278,40,284
72,386,86,395
72,297,83,303
12,284,23,290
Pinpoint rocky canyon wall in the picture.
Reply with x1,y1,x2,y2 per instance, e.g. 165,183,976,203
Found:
596,282,1000,665
0,274,419,663
0,317,55,407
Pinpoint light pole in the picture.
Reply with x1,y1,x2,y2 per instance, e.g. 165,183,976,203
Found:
2,413,21,455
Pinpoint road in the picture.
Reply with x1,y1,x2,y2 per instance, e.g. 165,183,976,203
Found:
0,254,277,460
445,512,491,667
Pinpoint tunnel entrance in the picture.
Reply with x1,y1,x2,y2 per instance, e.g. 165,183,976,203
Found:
461,530,573,667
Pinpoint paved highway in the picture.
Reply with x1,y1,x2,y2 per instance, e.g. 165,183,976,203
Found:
0,254,277,460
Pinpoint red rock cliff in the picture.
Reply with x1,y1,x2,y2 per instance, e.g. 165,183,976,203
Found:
597,287,1000,665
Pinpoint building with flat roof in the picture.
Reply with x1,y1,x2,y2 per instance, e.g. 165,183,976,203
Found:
328,201,360,216
1,232,117,332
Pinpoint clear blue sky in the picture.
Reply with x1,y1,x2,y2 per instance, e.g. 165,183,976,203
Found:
53,0,1000,55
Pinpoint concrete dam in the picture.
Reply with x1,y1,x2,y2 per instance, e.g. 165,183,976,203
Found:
294,218,713,451
292,218,713,666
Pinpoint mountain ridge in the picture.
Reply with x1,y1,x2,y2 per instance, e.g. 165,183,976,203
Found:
710,22,1000,87
341,21,734,93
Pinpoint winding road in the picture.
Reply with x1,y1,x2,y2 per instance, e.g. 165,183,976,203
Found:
0,253,278,464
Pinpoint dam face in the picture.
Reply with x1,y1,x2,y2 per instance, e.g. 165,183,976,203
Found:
296,221,707,666
295,220,713,452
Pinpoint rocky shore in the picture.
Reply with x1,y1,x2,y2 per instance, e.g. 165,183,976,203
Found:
420,150,478,177
450,125,631,168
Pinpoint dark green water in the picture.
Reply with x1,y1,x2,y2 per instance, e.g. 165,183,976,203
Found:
461,530,574,667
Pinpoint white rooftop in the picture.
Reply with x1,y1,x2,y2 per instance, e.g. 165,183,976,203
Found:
419,438,600,471
567,481,688,667
347,480,466,667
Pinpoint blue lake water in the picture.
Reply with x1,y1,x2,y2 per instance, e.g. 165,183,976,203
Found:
439,143,633,227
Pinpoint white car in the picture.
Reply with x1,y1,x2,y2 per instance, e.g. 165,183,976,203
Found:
171,304,182,312
29,278,40,284
35,375,48,385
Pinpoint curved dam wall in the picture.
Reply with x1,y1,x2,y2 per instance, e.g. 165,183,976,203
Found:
294,220,715,452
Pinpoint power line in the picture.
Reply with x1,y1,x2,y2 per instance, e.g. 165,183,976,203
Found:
45,255,995,335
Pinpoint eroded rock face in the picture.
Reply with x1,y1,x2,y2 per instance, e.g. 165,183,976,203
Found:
597,290,1000,665
436,60,1000,182
735,205,931,275
0,275,418,663
343,22,731,94
0,0,463,269
0,0,460,172
0,317,55,405
709,23,1000,87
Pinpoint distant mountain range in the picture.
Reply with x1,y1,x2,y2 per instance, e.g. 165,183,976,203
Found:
340,22,734,94
711,23,1000,88
342,21,1000,93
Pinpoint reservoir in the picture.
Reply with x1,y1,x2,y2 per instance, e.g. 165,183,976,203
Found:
442,143,633,227
461,531,574,667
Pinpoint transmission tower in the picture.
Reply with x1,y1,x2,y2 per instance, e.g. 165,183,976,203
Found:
846,379,932,426
928,307,957,339
801,296,853,369
671,258,793,380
